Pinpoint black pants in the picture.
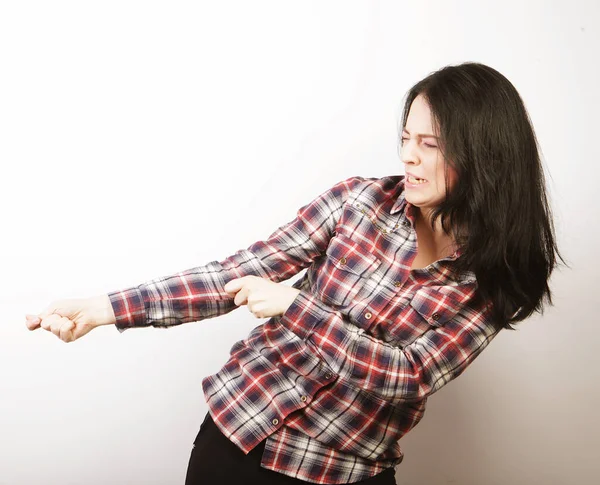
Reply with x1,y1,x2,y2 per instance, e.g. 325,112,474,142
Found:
184,412,397,485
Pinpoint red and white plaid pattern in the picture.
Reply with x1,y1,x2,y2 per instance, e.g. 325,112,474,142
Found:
108,175,502,484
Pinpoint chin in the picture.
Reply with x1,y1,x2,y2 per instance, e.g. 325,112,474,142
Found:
406,190,443,204
404,194,425,205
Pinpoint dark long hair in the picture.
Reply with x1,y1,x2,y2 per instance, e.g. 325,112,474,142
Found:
398,62,567,330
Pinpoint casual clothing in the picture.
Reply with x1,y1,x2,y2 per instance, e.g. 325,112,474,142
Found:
108,174,503,484
184,411,396,485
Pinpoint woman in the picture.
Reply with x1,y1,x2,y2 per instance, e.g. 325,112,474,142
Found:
25,62,563,485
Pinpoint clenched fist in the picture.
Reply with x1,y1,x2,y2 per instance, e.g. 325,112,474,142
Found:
224,276,301,319
25,294,117,343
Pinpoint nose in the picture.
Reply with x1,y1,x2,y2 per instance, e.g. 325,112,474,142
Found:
400,140,420,167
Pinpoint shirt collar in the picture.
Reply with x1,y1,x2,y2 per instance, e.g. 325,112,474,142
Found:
390,188,406,215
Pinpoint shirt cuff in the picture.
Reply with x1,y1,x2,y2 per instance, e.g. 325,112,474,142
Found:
107,285,149,331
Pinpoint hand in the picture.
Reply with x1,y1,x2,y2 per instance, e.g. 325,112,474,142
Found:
25,294,117,343
223,276,301,319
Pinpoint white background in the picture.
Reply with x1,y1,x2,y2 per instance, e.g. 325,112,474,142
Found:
1,1,597,484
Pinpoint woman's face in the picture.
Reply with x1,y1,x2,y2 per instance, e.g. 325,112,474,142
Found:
400,94,457,215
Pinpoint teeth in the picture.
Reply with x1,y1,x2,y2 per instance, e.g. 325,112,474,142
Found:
408,175,427,184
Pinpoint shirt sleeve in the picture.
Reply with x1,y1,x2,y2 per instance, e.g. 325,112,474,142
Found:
107,176,366,331
278,289,502,403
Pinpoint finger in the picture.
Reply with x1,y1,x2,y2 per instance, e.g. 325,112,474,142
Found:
58,318,76,343
248,302,264,318
234,286,250,306
25,314,41,330
47,316,56,337
38,307,57,320
224,277,244,294
40,313,62,332
49,315,66,337
50,316,73,339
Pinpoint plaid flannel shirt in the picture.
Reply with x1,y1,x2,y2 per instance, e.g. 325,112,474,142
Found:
107,175,503,484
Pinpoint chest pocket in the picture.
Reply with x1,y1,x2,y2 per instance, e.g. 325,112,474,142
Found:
388,286,464,348
315,233,381,307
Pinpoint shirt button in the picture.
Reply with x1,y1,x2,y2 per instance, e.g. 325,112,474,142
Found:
324,372,333,379
272,418,279,425
365,312,372,319
340,257,347,265
394,281,402,287
432,312,440,321
300,395,307,402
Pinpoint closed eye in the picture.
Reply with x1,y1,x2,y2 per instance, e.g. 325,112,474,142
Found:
401,137,437,149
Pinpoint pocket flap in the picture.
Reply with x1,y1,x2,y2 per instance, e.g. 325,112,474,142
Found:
409,287,463,327
325,233,380,276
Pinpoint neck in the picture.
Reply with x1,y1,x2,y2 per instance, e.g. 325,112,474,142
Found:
415,207,458,253
415,207,446,235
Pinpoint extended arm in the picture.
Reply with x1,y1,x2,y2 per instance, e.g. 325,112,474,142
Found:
107,177,366,330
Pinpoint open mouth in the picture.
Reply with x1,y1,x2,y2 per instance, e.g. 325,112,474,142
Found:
407,175,428,185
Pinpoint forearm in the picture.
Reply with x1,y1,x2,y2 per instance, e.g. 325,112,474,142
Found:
106,177,366,331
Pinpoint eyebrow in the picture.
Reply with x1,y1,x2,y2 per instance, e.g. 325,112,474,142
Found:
402,128,439,139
